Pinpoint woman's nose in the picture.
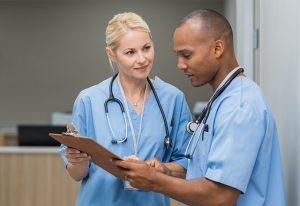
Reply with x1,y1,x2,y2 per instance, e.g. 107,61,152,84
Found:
137,52,146,64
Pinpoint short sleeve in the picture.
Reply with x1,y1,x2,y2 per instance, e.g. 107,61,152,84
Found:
205,97,265,192
59,93,87,167
169,94,192,169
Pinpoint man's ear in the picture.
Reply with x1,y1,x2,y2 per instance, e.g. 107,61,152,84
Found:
213,40,224,58
105,47,116,62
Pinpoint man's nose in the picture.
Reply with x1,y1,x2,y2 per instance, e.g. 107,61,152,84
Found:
177,58,187,70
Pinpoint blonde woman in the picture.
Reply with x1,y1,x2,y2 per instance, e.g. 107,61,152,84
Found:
60,12,191,205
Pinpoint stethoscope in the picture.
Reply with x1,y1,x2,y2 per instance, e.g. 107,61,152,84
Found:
104,73,172,149
185,67,244,159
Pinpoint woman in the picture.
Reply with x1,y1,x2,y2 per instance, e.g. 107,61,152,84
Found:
60,12,191,206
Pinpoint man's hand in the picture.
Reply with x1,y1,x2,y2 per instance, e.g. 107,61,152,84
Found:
115,158,159,191
145,157,171,176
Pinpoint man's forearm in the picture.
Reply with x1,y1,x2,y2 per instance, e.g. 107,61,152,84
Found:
152,173,239,206
164,162,186,178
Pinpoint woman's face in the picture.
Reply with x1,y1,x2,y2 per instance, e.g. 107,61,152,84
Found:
110,30,154,80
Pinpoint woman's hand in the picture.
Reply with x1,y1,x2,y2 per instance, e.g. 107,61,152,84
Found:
64,147,91,181
65,147,91,165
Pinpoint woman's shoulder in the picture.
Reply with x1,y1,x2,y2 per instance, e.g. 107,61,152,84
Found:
153,76,184,97
153,76,190,113
77,77,111,99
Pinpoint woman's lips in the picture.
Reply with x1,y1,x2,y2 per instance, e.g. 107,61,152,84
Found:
135,65,149,70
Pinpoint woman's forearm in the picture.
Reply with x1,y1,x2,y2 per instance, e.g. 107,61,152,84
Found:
67,162,89,181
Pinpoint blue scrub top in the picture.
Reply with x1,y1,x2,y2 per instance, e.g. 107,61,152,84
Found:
60,76,191,206
186,76,285,206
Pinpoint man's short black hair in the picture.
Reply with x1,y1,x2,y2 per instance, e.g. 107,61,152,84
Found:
178,9,233,42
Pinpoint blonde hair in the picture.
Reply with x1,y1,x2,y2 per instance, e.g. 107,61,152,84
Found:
106,12,152,52
105,12,152,72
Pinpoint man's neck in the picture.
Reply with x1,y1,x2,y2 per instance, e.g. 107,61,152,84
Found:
210,59,239,91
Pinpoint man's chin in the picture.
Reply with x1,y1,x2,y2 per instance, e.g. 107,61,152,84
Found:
190,80,203,87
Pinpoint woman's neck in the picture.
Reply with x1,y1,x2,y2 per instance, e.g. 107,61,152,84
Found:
118,74,147,96
118,73,148,110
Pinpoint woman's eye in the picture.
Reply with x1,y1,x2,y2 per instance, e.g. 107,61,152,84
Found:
125,50,134,55
144,45,151,51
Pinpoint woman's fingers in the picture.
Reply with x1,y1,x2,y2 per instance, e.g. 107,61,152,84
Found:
65,147,91,164
65,147,81,154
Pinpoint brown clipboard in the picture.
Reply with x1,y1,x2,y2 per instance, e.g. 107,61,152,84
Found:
49,133,123,179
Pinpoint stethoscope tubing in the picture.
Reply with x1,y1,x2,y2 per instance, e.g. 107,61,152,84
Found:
185,68,244,159
187,68,244,133
105,73,171,149
146,77,172,148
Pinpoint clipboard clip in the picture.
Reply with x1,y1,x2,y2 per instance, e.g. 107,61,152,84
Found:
62,122,79,136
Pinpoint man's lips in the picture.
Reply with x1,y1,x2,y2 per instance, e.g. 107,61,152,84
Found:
185,73,193,79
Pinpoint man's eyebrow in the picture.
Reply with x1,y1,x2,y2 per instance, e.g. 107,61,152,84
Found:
174,49,190,55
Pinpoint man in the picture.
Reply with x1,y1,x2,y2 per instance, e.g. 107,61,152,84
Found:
115,9,285,206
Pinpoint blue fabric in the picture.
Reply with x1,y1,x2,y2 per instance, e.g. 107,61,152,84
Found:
185,76,285,206
60,76,191,206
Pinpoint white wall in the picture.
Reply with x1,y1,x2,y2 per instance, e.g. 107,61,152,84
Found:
260,0,300,205
224,0,236,50
235,0,254,79
224,0,255,80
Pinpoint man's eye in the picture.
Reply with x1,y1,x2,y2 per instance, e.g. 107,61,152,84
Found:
182,53,191,59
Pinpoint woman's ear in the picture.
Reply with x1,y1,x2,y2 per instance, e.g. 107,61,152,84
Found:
213,40,224,58
105,47,116,62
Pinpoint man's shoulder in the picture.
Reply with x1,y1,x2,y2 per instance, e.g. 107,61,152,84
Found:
216,76,269,115
226,76,265,102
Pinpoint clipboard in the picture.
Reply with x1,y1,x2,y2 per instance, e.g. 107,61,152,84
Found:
49,133,123,179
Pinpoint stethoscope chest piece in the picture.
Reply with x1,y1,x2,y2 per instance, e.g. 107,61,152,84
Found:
164,136,172,149
111,137,127,144
186,121,199,134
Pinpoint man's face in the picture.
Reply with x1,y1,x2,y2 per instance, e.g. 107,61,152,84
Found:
173,20,218,87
